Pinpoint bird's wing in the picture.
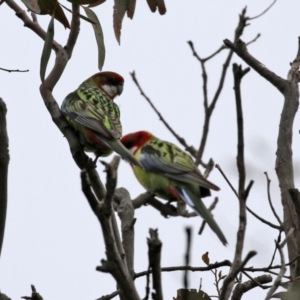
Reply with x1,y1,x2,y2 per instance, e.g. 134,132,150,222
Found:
140,139,219,191
61,91,122,140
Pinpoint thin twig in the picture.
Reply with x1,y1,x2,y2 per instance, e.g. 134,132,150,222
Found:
183,227,192,295
246,33,261,46
248,0,277,20
0,67,29,72
267,231,281,268
265,235,289,300
21,285,43,300
264,172,283,226
223,39,286,93
130,71,197,158
135,260,232,279
216,164,282,230
96,290,120,300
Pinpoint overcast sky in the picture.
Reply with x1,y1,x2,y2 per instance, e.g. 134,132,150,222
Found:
1,1,300,299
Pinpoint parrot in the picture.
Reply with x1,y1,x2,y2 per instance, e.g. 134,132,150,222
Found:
121,130,227,245
61,71,142,167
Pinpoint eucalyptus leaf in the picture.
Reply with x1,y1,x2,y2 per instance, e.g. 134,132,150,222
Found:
21,0,41,14
113,0,126,44
83,7,105,71
126,0,136,19
37,0,70,28
40,15,54,82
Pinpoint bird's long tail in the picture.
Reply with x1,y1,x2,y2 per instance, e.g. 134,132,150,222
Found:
101,137,144,168
171,186,228,245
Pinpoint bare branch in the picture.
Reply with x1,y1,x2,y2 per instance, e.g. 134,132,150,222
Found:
148,229,163,300
183,228,192,292
223,39,286,93
220,64,251,299
132,192,196,218
114,187,136,276
248,0,277,20
96,290,120,300
130,71,197,157
85,160,140,300
265,233,290,300
264,172,283,226
4,0,60,51
231,275,273,300
134,260,232,279
216,164,282,230
21,285,43,300
194,8,250,165
275,37,300,281
0,98,9,261
0,67,29,72
220,251,257,300
245,33,261,46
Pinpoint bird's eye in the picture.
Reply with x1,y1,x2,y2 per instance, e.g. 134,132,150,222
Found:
106,76,115,84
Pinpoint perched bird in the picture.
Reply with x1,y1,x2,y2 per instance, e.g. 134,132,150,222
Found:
61,72,142,167
121,131,227,245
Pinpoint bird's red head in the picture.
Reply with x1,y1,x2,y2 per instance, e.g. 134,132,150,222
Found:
90,71,124,100
121,131,153,154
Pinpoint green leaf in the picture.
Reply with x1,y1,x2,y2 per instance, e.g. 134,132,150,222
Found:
67,0,104,4
83,7,105,71
60,3,96,25
21,0,42,14
126,0,136,19
38,0,70,28
113,0,126,44
146,0,156,13
40,15,54,82
88,0,106,8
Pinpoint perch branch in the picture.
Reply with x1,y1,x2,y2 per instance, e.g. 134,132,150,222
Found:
114,187,136,277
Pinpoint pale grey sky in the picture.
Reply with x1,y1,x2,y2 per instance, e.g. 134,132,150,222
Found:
0,1,299,299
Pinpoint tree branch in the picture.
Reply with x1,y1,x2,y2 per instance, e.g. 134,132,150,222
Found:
223,39,286,93
220,251,257,300
264,172,283,226
0,98,9,261
83,159,140,300
148,229,163,300
114,187,136,277
4,0,60,51
231,274,273,300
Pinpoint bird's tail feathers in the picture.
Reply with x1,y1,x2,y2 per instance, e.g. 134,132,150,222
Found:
173,186,228,246
101,137,143,168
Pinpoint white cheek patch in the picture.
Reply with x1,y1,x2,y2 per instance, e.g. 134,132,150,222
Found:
130,146,138,154
102,84,118,98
